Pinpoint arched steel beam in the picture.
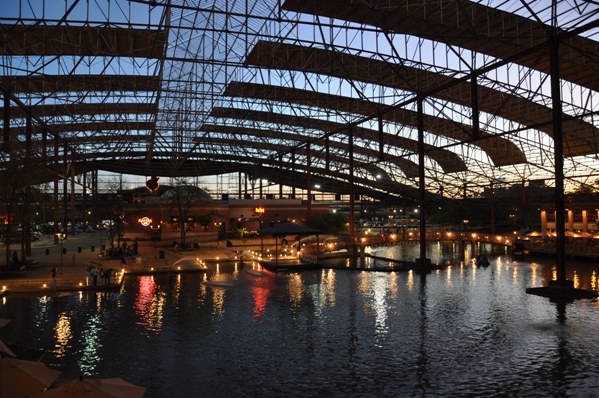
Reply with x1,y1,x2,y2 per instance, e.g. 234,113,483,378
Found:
210,107,467,173
194,134,397,181
246,41,599,157
198,123,420,178
223,81,526,166
282,0,599,93
0,102,158,118
0,75,161,93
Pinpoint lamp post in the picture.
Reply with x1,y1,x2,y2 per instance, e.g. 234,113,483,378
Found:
56,233,66,275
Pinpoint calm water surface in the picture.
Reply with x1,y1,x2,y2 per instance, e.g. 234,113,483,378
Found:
1,243,599,397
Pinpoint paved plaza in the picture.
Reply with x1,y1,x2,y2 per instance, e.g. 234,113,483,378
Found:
0,231,253,296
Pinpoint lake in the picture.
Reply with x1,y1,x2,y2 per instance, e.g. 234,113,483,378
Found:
1,242,598,397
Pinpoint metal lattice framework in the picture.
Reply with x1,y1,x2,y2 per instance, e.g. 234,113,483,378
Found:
1,0,599,202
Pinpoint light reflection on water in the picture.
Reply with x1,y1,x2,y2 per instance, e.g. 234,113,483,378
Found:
0,246,598,397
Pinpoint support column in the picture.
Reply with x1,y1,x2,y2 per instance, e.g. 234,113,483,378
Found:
541,210,548,237
3,91,10,152
471,73,480,138
489,181,495,234
70,154,76,233
325,137,330,170
378,115,384,160
416,97,429,267
550,32,567,283
24,114,32,256
291,151,296,199
259,177,263,199
306,143,312,220
63,144,69,237
582,210,588,233
567,209,574,232
278,157,283,198
348,126,355,245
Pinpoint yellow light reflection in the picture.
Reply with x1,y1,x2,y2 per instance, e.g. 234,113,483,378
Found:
322,269,336,306
358,271,370,296
573,271,580,289
389,272,398,297
407,270,414,292
288,274,304,311
446,265,453,288
53,312,72,358
211,288,225,318
512,264,518,286
531,263,538,287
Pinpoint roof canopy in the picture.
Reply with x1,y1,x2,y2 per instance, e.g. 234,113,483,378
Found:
1,1,599,201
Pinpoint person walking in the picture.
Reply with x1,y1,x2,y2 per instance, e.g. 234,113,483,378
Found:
51,266,57,289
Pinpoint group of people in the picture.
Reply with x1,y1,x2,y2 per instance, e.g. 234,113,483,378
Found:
85,265,113,286
100,239,139,259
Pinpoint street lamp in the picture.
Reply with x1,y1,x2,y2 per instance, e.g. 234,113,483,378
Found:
56,233,66,275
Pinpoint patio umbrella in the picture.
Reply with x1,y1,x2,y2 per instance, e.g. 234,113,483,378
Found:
31,377,146,398
0,339,16,357
0,357,61,398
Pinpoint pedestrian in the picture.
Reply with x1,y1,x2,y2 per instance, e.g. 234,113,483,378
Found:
12,251,19,269
92,266,98,286
104,268,112,285
51,266,57,288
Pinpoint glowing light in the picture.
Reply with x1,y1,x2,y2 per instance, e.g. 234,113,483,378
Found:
138,216,153,227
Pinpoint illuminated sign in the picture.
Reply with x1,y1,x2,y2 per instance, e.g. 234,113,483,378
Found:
138,217,152,227
255,207,265,214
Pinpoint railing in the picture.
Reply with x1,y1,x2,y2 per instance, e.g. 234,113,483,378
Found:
358,231,514,247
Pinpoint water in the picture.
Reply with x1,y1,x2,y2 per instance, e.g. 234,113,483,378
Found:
1,243,599,397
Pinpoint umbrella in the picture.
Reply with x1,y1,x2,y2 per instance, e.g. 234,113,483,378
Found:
0,317,10,328
31,377,146,398
0,339,16,357
0,357,61,398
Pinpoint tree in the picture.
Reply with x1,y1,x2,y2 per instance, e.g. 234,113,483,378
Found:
306,212,348,235
164,178,211,248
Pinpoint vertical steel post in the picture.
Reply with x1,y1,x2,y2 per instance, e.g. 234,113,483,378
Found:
417,97,427,265
306,143,312,220
378,115,384,160
549,32,567,283
348,126,355,245
471,73,480,139
3,91,9,153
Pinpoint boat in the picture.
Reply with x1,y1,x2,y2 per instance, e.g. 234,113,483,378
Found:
476,256,490,266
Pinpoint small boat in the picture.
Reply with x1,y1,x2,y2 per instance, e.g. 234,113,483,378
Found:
476,256,490,266
203,280,234,287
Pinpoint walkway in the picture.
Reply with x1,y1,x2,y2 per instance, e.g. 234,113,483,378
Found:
0,231,245,296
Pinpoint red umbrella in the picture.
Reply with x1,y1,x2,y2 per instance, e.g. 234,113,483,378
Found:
0,357,61,398
31,377,146,398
